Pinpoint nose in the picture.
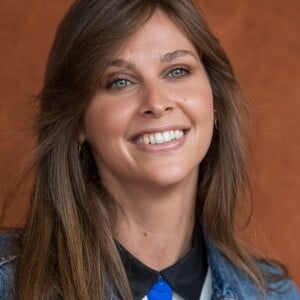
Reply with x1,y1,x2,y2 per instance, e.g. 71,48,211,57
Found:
139,84,174,118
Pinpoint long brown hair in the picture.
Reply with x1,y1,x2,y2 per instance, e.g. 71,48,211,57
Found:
15,0,287,299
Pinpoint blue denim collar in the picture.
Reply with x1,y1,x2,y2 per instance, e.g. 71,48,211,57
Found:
205,236,238,299
0,230,257,300
0,230,20,252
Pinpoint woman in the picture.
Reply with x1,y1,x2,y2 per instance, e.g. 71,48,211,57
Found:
0,0,299,299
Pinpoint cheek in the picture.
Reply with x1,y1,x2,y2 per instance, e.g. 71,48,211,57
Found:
82,95,136,142
178,78,214,125
180,79,214,159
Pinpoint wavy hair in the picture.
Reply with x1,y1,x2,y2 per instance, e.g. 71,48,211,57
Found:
15,0,287,299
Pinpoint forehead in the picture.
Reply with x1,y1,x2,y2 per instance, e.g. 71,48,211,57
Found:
113,9,198,60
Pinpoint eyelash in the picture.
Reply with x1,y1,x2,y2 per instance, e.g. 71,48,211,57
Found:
105,66,191,91
106,77,132,90
166,67,190,79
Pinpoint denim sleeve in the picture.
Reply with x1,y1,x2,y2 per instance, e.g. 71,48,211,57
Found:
286,281,300,300
262,262,300,300
269,277,300,300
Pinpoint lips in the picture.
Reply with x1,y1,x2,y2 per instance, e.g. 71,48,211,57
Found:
128,126,190,154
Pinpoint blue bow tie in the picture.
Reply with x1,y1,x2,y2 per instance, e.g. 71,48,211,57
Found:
147,276,172,300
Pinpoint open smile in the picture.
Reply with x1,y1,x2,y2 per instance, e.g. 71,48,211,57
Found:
129,127,190,153
136,129,187,145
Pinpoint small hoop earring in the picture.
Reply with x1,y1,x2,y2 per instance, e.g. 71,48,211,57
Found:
213,109,219,130
214,118,219,130
77,143,82,154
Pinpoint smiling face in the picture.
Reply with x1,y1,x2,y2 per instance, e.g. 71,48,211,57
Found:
79,9,214,191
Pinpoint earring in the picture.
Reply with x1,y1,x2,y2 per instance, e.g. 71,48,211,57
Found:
77,143,82,154
214,109,219,130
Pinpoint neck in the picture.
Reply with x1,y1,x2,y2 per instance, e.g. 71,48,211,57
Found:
109,170,198,271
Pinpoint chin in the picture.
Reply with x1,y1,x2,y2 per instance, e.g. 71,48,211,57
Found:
142,165,199,188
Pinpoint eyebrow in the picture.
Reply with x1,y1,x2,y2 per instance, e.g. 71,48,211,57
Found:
106,59,134,69
160,49,198,63
106,49,198,69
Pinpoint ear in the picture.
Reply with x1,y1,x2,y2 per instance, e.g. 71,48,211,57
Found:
78,127,86,144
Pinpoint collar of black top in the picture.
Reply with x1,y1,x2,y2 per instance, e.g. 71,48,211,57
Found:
116,225,207,300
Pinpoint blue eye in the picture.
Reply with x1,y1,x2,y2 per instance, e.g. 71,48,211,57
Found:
167,68,189,78
108,78,131,89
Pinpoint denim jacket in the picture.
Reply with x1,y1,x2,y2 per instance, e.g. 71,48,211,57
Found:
0,231,299,299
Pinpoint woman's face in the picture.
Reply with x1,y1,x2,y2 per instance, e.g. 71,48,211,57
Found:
79,9,214,190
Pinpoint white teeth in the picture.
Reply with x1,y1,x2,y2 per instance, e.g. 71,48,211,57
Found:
136,130,185,145
170,131,175,140
162,131,171,142
149,134,156,144
143,135,150,145
154,132,163,144
175,130,184,139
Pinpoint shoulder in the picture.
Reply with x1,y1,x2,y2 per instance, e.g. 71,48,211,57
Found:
260,261,300,300
204,235,300,299
0,230,20,299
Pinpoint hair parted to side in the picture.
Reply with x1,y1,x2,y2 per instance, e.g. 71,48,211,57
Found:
17,0,287,299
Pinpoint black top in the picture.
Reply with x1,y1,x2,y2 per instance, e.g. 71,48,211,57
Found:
116,227,207,300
